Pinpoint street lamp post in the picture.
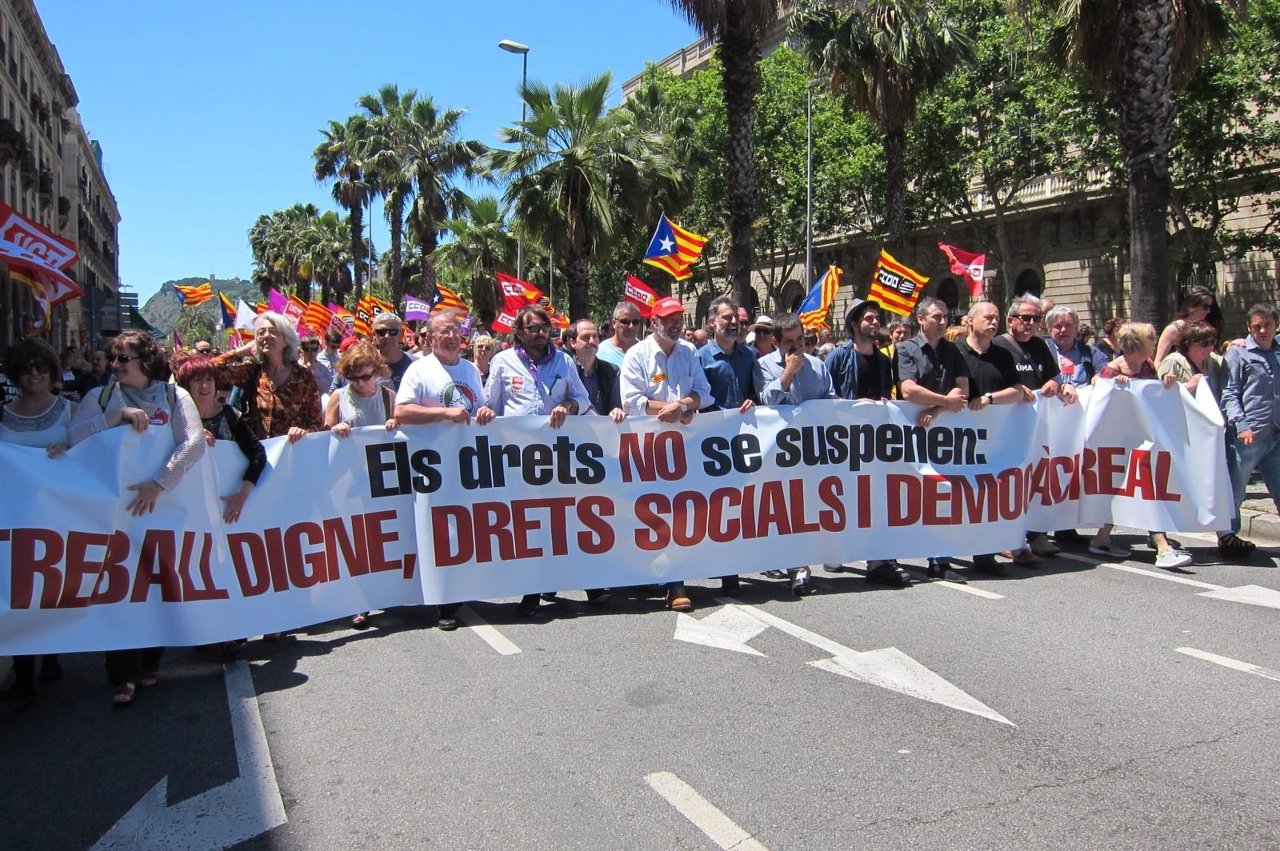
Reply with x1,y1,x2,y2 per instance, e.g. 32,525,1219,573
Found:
498,39,530,281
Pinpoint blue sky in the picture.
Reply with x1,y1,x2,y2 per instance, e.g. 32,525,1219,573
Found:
37,1,702,302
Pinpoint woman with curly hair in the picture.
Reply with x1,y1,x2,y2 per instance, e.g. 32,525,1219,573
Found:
324,340,399,627
69,329,206,707
1155,286,1222,364
0,339,73,702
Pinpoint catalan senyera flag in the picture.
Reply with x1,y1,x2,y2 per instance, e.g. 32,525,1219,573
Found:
623,275,658,318
797,265,843,331
218,292,236,329
354,296,376,337
302,300,333,335
867,250,929,317
369,295,395,315
642,213,706,281
432,283,469,314
174,282,213,307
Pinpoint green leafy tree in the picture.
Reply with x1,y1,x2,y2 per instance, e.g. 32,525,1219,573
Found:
433,195,517,326
1011,0,1243,326
313,114,372,303
358,85,416,308
667,0,780,307
793,0,973,251
487,72,677,320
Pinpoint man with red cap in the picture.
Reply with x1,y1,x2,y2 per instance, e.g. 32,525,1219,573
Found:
619,295,712,612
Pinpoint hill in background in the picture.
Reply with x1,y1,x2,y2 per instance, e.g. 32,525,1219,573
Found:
140,276,259,334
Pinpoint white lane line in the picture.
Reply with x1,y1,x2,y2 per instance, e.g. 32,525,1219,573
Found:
645,771,769,851
929,579,1004,600
1175,647,1280,683
1058,552,1223,590
456,605,522,656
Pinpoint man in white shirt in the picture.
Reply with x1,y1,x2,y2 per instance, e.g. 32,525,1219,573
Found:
394,310,487,632
618,296,712,611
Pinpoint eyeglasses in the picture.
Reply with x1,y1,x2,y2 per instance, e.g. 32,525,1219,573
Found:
194,348,212,354
21,364,51,375
374,328,400,337
521,324,552,334
109,354,138,364
1014,314,1043,323
301,344,320,351
349,372,377,383
614,318,641,327
433,327,461,338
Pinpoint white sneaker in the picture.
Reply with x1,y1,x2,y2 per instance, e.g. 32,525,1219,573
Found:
1155,548,1193,570
1030,533,1060,557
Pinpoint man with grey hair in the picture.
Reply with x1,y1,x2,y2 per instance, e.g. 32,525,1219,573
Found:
898,295,971,580
598,301,643,368
1045,304,1107,390
334,311,415,394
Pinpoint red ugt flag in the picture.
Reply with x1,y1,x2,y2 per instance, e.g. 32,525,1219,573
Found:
938,242,986,297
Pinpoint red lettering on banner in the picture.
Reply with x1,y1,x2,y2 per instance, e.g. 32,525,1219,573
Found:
1097,447,1126,495
887,475,919,526
432,506,473,567
788,479,821,533
323,516,369,578
131,530,184,603
635,495,672,550
619,432,686,482
856,474,871,528
60,531,109,608
576,497,615,554
179,532,228,601
229,532,271,597
431,499,613,564
284,522,326,589
9,528,63,608
708,487,743,542
364,510,401,574
90,531,132,605
1155,451,1181,501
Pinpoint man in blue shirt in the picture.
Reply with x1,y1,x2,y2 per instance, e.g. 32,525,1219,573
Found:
1220,302,1280,557
698,296,758,413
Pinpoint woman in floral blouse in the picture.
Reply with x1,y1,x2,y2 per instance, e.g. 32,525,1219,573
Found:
215,311,323,441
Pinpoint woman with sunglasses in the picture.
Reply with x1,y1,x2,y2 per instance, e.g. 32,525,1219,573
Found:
69,329,206,707
214,311,323,442
1155,286,1222,365
0,339,72,702
471,334,496,384
324,340,399,627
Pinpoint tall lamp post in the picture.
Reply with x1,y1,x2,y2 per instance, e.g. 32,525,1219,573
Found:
805,81,816,286
498,39,530,281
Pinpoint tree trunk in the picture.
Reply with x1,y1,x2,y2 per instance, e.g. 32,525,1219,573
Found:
566,252,591,321
349,202,364,308
1120,0,1176,328
719,26,762,309
389,197,405,309
884,130,907,252
420,222,439,302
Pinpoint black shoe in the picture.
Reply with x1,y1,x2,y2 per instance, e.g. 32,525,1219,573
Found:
1054,529,1086,544
720,576,741,597
971,555,1007,576
762,569,788,579
39,657,62,683
517,594,545,618
218,641,241,663
867,561,911,586
437,616,459,631
586,588,612,606
790,568,814,596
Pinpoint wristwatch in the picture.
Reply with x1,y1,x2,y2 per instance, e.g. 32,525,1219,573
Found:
678,401,690,413
984,393,995,406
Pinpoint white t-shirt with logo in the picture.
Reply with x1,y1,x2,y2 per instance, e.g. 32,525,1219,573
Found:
395,354,487,413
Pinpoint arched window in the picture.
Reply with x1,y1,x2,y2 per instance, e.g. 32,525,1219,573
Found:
1014,268,1042,297
778,280,806,314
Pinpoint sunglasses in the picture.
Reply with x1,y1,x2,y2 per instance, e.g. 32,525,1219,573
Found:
614,318,641,326
21,364,51,375
1014,314,1043,323
349,372,377,383
302,343,320,351
374,328,400,337
109,354,139,364
521,324,552,334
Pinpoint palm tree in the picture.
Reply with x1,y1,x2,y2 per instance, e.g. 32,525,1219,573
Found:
359,84,416,308
400,96,487,301
247,204,321,299
793,0,971,252
668,0,779,307
313,114,372,305
485,73,677,320
1012,0,1241,325
300,210,357,306
434,195,517,326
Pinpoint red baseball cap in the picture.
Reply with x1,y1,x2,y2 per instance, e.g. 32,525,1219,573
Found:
651,296,684,318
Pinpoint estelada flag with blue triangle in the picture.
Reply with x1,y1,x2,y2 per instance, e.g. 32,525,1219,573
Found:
174,281,213,307
797,265,843,331
642,213,706,281
218,292,236,329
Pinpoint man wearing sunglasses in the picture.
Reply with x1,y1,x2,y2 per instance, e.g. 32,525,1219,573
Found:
598,301,644,368
362,312,415,392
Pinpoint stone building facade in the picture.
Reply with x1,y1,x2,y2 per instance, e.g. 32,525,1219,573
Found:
0,0,120,349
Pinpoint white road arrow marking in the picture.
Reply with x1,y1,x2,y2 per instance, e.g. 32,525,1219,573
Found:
673,605,770,656
1175,647,1280,683
93,661,286,851
675,601,1013,726
1061,553,1280,610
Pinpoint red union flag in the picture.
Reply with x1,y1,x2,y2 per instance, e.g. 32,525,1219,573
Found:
496,272,542,312
0,201,81,309
938,242,986,297
623,275,658,318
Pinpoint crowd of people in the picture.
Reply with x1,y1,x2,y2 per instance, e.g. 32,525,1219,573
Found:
2,283,1275,707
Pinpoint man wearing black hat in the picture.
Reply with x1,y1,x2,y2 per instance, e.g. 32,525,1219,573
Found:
824,298,912,586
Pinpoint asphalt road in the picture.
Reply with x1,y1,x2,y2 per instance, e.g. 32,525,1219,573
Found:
3,528,1279,851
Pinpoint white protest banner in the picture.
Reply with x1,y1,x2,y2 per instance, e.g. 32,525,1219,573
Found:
0,384,1231,654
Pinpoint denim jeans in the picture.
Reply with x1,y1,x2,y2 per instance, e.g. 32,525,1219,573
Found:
1228,432,1280,533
